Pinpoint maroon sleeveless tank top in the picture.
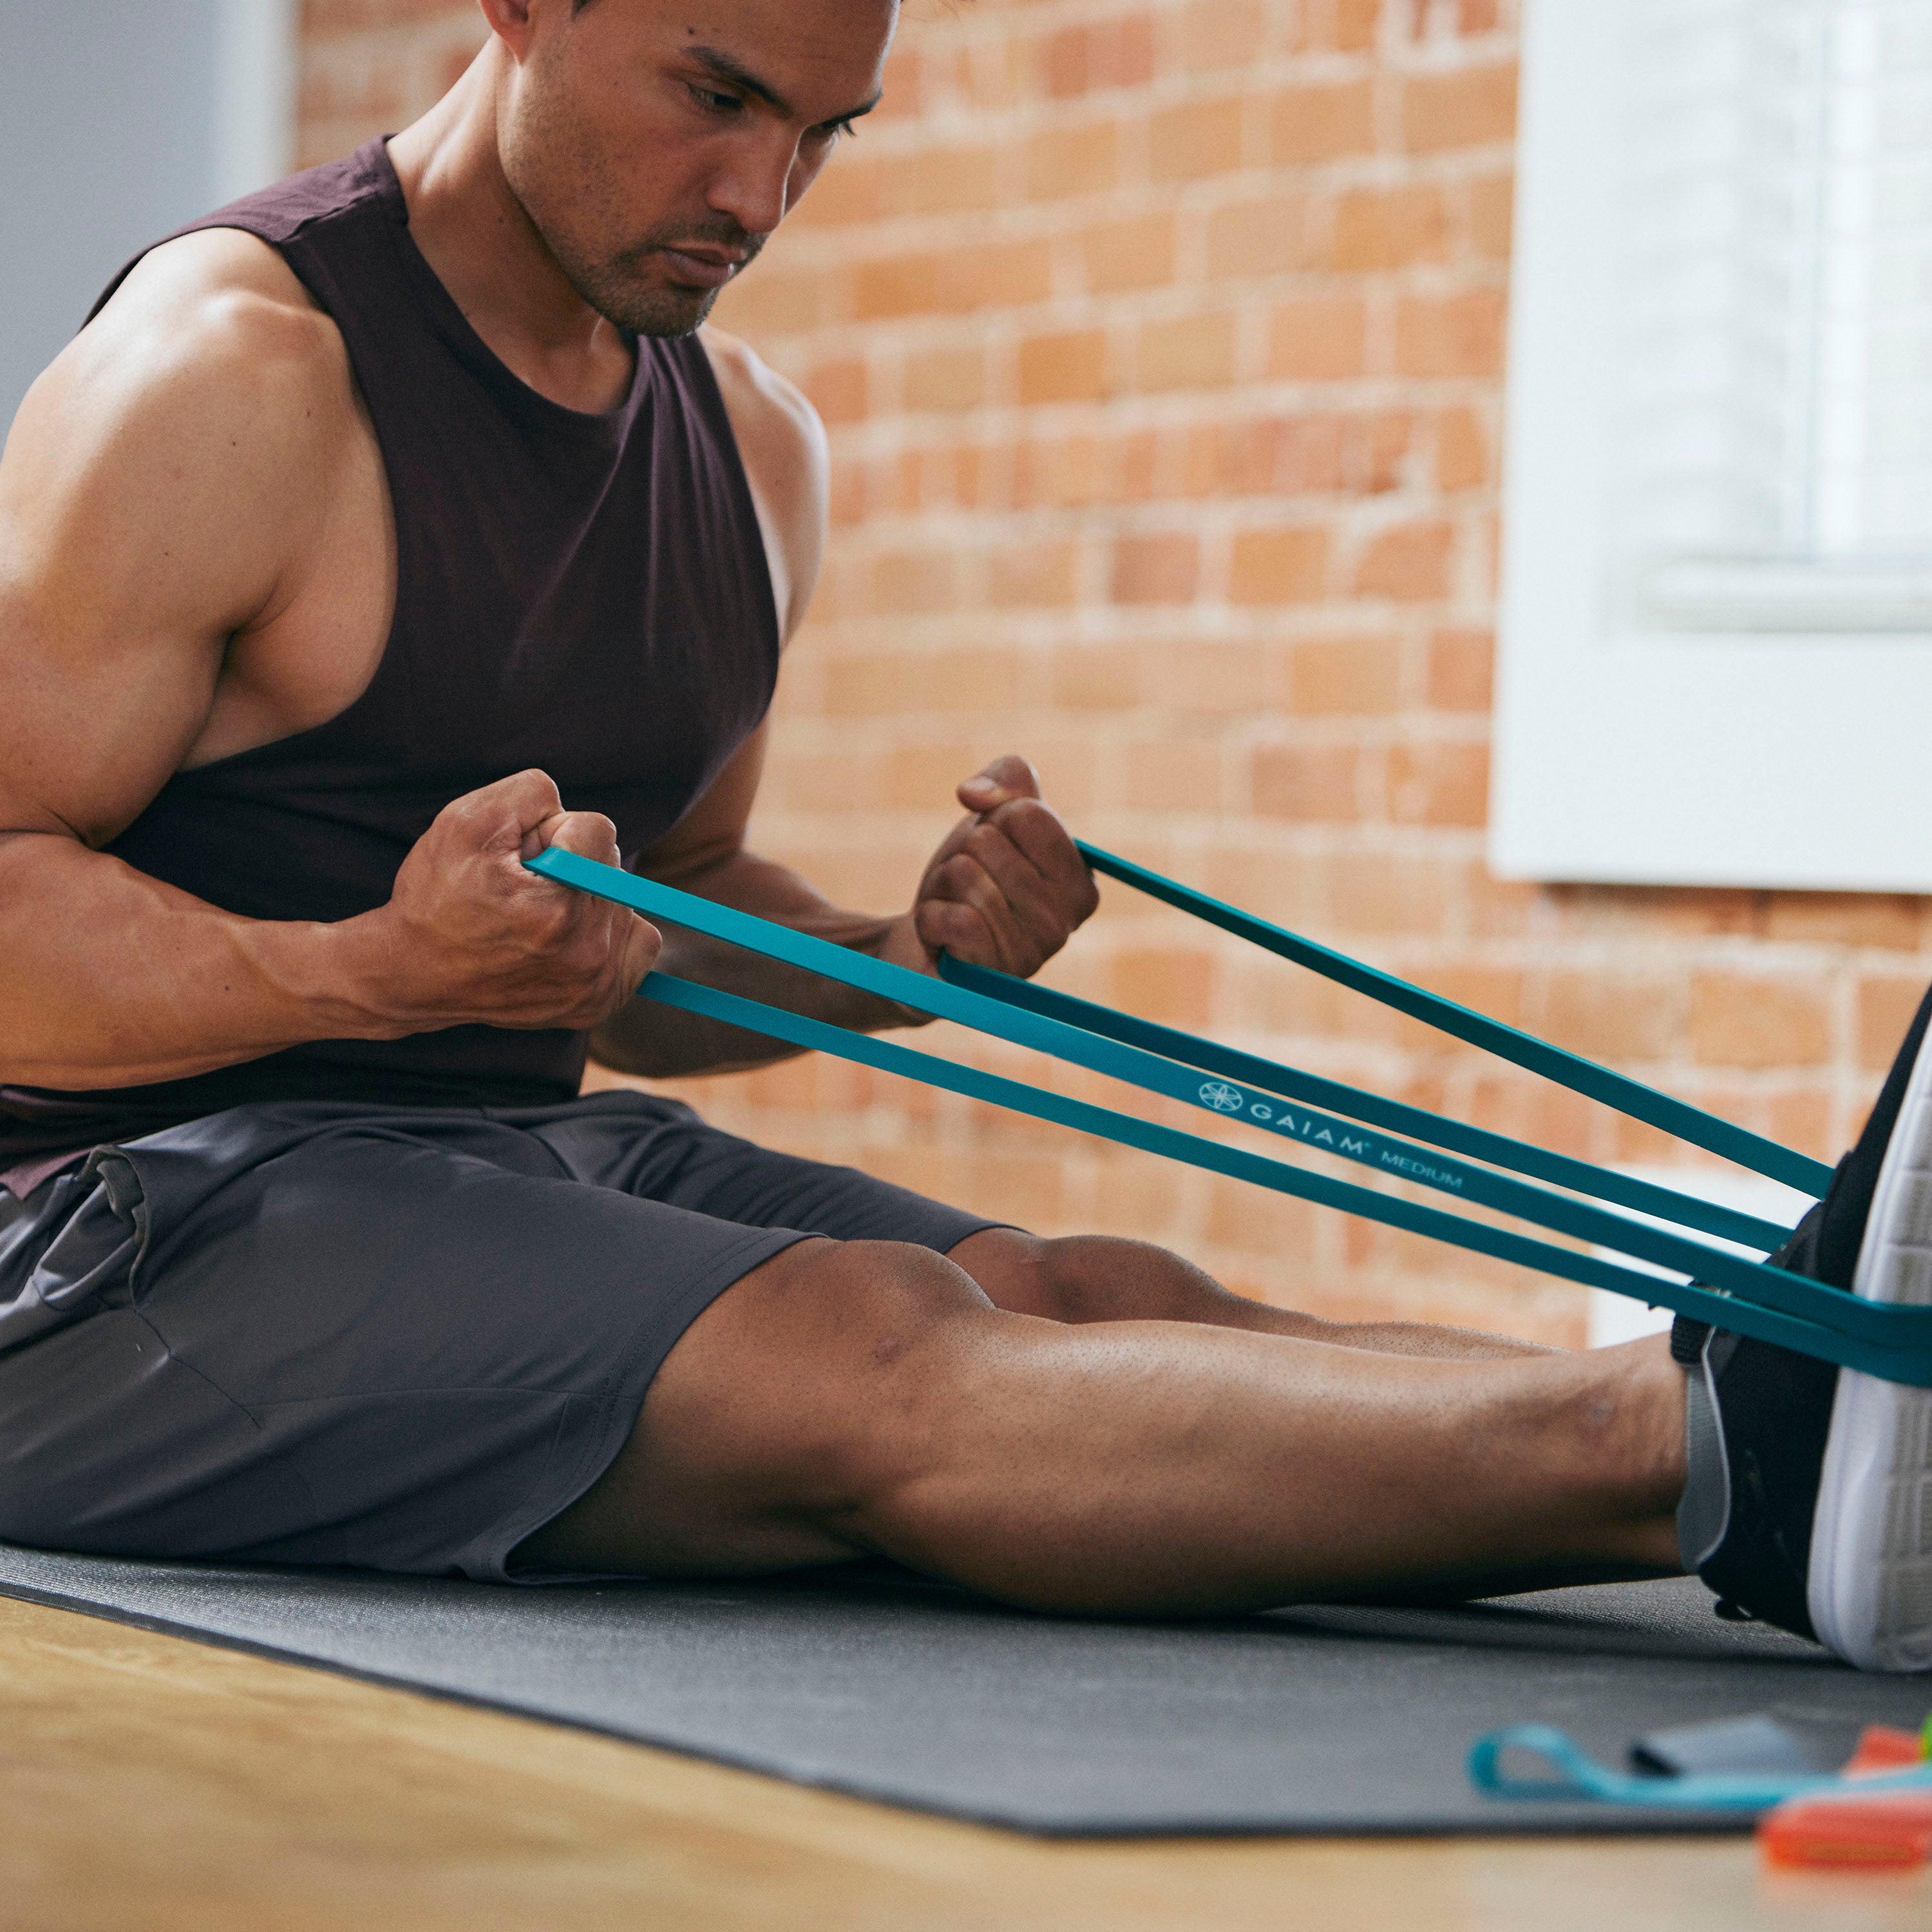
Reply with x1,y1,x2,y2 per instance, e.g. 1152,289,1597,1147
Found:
0,140,779,1160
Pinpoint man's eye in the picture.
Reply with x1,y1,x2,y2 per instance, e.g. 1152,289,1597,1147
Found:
690,86,742,115
815,118,859,144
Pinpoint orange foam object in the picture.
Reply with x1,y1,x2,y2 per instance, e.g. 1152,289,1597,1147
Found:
1843,1725,1927,1777
1759,1792,1932,1870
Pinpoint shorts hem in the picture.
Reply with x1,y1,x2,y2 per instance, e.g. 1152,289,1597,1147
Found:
462,1224,819,1584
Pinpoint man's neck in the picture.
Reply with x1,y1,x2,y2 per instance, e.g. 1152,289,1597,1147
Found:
385,47,636,415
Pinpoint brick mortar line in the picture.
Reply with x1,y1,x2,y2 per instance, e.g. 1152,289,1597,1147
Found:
800,614,1497,645
787,138,1520,211
735,301,1506,366
808,493,1496,534
811,478,1499,513
817,360,1509,398
299,24,1510,106
817,422,1501,460
757,204,1517,280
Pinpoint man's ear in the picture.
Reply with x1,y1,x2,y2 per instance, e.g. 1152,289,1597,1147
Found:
477,0,541,61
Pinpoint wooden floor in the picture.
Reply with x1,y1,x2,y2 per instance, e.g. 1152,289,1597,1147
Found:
2,1593,1926,1932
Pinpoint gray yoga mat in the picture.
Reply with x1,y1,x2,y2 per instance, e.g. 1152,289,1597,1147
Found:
3,1542,1927,1837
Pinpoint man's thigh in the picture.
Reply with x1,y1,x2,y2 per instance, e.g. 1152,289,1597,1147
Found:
0,1105,810,1579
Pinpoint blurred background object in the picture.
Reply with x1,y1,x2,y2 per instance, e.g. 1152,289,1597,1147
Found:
7,0,1930,1345
0,0,296,428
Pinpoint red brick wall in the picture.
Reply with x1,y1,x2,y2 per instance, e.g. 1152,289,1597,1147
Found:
299,0,1932,1343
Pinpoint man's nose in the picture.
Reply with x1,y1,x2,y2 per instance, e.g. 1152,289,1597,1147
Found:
706,132,798,238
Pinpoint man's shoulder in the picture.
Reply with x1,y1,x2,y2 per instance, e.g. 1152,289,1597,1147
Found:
697,328,828,643
0,230,383,851
1,226,371,593
76,229,354,433
699,327,826,473
0,228,377,695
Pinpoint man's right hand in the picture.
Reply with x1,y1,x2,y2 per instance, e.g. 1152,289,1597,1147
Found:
358,770,661,1036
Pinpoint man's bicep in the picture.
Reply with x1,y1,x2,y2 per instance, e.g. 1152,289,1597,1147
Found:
0,576,213,844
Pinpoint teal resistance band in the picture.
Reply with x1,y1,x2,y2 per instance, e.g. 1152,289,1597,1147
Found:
525,847,1932,1387
934,957,1794,1253
1071,842,1835,1200
1468,1723,1932,1812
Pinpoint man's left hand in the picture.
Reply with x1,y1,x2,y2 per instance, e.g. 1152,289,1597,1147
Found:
884,755,1099,982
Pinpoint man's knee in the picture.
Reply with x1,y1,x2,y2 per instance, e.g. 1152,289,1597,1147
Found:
951,1228,1209,1325
671,1239,1002,1490
780,1234,994,1356
517,1236,1001,1575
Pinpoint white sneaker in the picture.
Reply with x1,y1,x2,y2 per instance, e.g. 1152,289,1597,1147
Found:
1676,989,1932,1671
1808,1027,1932,1670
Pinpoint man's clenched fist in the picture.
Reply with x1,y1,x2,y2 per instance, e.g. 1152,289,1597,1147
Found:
359,768,661,1036
885,755,1099,981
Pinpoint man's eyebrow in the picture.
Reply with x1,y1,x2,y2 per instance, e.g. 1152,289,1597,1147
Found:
686,45,882,126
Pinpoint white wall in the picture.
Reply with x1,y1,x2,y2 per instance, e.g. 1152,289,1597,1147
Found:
0,0,295,437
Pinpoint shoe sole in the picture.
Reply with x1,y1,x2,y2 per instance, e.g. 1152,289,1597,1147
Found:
1808,1029,1932,1671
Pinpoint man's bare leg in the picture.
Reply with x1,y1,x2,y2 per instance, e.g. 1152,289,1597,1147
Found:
950,1229,1553,1359
515,1236,1681,1611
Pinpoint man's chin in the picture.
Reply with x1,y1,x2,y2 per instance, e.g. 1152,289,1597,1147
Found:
600,280,721,340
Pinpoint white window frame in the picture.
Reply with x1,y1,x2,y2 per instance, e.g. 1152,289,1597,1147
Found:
1492,0,1932,893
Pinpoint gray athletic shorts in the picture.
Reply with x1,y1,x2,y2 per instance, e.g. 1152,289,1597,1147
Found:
0,1094,1001,1582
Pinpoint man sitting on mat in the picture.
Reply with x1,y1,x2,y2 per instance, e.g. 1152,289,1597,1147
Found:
1,0,1926,1672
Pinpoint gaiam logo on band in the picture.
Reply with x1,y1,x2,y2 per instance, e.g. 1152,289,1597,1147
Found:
1198,1079,1246,1113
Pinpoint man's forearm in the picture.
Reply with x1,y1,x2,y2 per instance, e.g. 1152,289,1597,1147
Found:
587,848,928,1080
0,830,397,1090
